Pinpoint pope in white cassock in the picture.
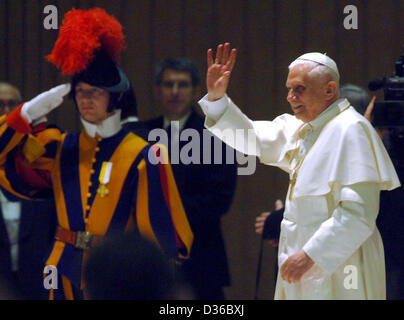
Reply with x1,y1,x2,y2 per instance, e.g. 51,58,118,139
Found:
198,43,401,300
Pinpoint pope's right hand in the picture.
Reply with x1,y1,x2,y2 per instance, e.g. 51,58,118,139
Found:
21,84,71,123
206,42,237,101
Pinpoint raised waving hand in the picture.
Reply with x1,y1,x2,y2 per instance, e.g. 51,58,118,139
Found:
206,43,237,101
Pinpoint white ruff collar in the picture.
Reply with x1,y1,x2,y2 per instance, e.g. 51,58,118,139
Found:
81,109,122,138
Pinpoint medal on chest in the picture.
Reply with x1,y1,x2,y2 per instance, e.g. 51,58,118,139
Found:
97,161,113,198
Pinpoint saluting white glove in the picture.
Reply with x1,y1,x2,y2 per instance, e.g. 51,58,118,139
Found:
21,84,71,123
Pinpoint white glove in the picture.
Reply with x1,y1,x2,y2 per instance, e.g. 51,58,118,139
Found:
32,116,48,127
21,84,71,123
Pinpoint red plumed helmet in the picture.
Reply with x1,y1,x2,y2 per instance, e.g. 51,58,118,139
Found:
47,8,126,76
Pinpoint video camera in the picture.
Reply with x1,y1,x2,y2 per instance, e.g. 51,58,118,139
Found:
368,47,404,127
368,48,404,165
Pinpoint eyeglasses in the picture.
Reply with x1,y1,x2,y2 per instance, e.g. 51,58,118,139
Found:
0,99,19,109
161,80,192,91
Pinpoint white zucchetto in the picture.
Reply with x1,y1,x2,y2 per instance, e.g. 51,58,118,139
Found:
292,52,340,82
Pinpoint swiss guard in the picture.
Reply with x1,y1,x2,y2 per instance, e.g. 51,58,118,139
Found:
0,8,193,299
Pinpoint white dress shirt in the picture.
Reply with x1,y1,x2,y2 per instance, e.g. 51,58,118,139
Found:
0,191,21,272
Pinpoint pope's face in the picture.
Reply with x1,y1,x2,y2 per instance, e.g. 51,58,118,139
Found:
75,82,111,125
286,64,330,123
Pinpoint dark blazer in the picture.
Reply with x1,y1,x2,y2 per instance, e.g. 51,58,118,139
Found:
121,120,150,141
377,161,404,299
143,110,237,292
0,197,57,299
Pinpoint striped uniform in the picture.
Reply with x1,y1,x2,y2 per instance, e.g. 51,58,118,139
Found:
0,106,193,299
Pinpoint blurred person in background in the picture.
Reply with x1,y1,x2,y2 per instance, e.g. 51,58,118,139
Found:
0,82,56,299
84,232,176,300
142,58,237,300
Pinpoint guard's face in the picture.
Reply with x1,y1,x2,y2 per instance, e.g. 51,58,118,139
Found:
75,82,111,125
156,70,199,120
286,64,329,123
0,87,19,116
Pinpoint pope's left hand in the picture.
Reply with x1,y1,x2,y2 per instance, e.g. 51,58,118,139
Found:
280,249,314,283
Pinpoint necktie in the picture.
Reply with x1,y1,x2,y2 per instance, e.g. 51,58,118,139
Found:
166,122,180,164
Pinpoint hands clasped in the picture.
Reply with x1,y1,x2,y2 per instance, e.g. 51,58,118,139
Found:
21,83,71,123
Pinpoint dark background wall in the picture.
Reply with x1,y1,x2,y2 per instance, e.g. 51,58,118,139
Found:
1,0,403,299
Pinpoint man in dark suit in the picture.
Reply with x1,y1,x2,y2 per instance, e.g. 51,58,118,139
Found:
0,82,56,299
141,58,237,299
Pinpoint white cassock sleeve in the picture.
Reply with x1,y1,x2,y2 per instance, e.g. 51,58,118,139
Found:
302,182,380,275
199,94,302,170
198,94,228,122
